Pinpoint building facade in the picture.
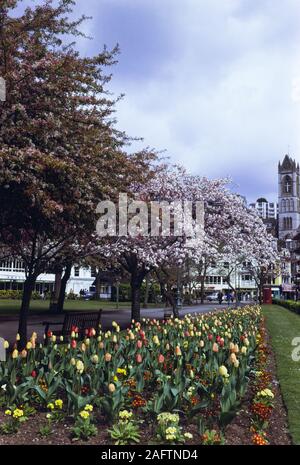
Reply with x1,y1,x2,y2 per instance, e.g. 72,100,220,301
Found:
249,198,278,220
0,260,113,297
278,155,300,240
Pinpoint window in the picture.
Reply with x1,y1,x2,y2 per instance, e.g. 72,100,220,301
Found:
205,276,222,285
283,217,293,230
282,199,286,212
90,266,97,278
74,266,80,277
283,175,292,194
241,274,252,281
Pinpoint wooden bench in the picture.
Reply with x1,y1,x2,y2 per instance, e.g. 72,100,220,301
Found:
43,310,102,341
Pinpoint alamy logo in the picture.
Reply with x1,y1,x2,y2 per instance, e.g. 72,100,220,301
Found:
0,77,6,101
96,193,204,244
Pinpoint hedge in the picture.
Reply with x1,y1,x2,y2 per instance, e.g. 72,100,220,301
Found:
272,298,300,315
0,290,43,300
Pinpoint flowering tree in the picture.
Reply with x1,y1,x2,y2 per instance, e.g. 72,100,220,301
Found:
98,165,231,321
0,0,156,347
205,194,279,303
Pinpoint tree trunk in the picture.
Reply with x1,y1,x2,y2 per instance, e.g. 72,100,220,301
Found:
143,274,150,308
57,263,72,313
49,270,62,312
18,274,37,350
95,271,101,299
200,275,205,304
131,277,142,321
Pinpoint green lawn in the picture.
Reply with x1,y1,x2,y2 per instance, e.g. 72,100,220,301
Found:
262,304,300,445
0,299,158,315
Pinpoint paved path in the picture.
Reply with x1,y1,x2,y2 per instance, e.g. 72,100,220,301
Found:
0,302,248,343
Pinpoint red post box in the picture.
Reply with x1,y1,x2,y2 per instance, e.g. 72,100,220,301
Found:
263,287,272,304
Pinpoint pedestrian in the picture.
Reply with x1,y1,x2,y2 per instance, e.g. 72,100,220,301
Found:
226,293,231,306
218,291,223,305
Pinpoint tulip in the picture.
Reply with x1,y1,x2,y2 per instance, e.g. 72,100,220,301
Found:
91,354,99,364
233,359,240,368
158,354,165,364
71,331,76,338
199,340,204,348
212,342,219,353
71,340,77,349
105,353,112,362
230,353,237,364
31,370,37,378
137,340,143,349
175,346,182,356
12,349,18,359
241,346,247,355
3,340,9,349
136,354,142,363
26,342,32,350
152,335,160,345
112,335,117,343
99,341,104,349
81,343,86,352
108,383,116,393
16,333,20,341
21,349,27,358
76,360,84,374
70,357,76,366
219,365,229,377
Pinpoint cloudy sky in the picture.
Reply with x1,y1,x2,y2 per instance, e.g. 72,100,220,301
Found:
15,0,300,202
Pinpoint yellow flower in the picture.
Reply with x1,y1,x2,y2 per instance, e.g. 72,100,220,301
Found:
119,410,133,421
116,368,127,376
26,341,32,350
79,410,90,420
12,349,18,359
16,333,20,341
3,340,9,349
13,408,24,419
76,360,84,374
47,403,55,410
5,409,12,416
84,404,93,412
54,399,63,409
219,365,229,377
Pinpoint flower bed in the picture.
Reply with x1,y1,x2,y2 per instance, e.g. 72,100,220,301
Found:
0,305,287,445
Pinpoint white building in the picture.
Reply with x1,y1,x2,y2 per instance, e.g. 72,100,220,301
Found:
249,198,278,219
0,259,112,297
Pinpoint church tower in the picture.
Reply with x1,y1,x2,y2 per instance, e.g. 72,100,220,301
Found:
278,155,300,239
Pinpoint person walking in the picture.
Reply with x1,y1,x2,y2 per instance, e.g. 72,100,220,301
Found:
218,291,223,305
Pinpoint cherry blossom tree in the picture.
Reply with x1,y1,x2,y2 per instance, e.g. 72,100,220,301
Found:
0,0,156,347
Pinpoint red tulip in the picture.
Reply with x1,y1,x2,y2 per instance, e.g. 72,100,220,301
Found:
71,339,77,349
31,370,37,378
137,340,143,349
208,334,213,341
136,354,142,363
158,354,165,364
